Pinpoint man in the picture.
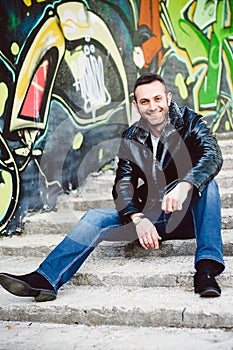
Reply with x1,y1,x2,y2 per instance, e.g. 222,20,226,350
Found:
0,73,224,301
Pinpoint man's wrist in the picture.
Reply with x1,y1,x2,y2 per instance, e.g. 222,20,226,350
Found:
180,181,193,191
131,213,145,225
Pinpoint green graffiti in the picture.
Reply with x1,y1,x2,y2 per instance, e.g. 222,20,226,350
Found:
163,0,209,63
9,12,20,31
161,0,233,130
199,32,221,108
198,0,233,108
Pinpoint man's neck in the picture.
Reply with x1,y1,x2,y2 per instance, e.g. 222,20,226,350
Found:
147,117,168,138
149,124,167,138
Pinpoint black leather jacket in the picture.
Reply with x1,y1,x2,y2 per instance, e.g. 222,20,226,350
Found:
112,101,223,223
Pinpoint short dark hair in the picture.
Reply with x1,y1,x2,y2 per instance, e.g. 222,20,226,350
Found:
133,73,167,101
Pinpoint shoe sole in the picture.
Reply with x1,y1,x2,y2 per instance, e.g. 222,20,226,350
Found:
198,288,221,297
0,274,56,302
35,291,57,302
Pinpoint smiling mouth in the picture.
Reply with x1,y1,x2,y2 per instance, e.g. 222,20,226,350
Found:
149,112,161,117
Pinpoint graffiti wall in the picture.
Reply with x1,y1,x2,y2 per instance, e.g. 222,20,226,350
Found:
0,0,232,234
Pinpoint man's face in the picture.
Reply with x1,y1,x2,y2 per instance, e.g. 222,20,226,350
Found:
133,80,172,135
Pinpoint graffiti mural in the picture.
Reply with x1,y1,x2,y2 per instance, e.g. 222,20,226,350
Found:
0,0,232,235
0,0,136,234
159,0,233,132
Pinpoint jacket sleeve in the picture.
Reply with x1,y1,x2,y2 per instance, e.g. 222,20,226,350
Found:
112,135,145,223
182,112,223,192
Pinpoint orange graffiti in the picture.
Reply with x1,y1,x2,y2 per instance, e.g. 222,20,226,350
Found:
138,0,162,68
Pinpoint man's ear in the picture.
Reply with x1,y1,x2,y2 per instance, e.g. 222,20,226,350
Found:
167,92,172,106
132,100,139,112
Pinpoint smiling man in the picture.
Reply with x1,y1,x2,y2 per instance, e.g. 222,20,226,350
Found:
0,73,224,301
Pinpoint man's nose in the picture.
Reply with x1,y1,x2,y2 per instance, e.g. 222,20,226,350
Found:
149,100,158,110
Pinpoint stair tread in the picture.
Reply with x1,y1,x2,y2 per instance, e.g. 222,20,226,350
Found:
1,283,233,329
23,205,233,226
1,321,233,350
0,229,232,248
1,230,233,259
0,253,233,273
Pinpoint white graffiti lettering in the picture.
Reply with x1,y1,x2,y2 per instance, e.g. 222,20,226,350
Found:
72,45,111,122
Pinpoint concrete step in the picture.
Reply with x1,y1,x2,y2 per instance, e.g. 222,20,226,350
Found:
221,154,233,170
0,255,233,290
1,321,233,350
1,282,233,329
24,208,84,235
0,229,232,260
222,208,233,230
217,139,233,170
58,191,233,212
216,131,233,140
59,188,233,211
56,172,114,211
220,189,233,208
216,138,233,170
21,207,233,237
0,246,233,332
218,139,233,155
216,170,233,189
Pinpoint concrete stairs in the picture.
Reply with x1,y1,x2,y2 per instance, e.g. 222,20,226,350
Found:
0,137,233,348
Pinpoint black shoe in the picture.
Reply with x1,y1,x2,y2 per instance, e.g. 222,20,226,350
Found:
0,272,57,302
194,272,221,297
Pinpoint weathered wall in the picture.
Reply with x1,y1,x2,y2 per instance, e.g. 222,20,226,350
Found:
0,0,232,234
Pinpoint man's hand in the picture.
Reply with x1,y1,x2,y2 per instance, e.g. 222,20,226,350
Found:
135,218,161,250
161,181,193,214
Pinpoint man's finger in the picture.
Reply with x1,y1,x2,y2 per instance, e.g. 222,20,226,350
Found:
162,196,170,213
139,237,148,250
148,230,161,249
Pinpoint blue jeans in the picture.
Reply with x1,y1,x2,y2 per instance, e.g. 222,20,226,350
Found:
36,180,224,292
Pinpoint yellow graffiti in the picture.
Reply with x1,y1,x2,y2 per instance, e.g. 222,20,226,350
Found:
10,16,65,132
11,42,20,56
0,133,20,232
225,120,230,131
22,0,46,6
0,171,13,220
73,132,84,150
0,82,8,117
175,73,188,100
98,148,103,163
